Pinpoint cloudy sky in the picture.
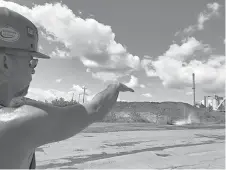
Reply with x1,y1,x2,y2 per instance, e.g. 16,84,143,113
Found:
1,0,225,104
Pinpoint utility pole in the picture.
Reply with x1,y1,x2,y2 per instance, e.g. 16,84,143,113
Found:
78,93,82,103
71,93,74,102
192,73,195,106
82,86,87,103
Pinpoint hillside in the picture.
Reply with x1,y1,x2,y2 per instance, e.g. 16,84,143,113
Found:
103,101,225,124
9,98,225,125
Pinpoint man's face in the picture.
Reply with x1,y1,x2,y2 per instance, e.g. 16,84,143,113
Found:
1,50,38,97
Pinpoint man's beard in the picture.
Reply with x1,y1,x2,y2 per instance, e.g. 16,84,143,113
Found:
14,85,29,97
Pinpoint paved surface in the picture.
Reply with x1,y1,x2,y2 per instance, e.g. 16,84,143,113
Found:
36,123,225,169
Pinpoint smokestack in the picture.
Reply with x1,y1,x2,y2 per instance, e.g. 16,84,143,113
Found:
204,96,207,107
192,73,195,106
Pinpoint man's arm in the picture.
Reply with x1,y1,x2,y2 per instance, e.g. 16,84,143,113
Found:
20,83,134,148
82,83,120,121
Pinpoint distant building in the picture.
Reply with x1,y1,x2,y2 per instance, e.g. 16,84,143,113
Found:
201,95,225,111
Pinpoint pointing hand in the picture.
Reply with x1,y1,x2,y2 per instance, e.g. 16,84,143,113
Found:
115,82,135,92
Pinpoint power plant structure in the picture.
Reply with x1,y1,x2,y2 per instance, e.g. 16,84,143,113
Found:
203,95,225,112
192,73,225,112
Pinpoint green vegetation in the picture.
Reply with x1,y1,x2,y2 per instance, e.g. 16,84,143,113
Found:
44,97,78,107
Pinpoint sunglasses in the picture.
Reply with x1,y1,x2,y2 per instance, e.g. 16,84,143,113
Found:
1,48,39,69
29,58,38,69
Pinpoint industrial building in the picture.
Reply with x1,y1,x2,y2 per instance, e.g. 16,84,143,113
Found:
192,73,225,112
200,95,225,112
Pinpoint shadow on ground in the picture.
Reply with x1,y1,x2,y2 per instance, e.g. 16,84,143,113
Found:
37,140,217,169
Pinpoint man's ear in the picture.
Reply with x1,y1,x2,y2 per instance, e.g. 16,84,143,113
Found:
0,55,9,86
0,54,12,76
3,55,9,69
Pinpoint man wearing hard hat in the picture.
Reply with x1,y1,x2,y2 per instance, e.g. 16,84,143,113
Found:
0,7,134,169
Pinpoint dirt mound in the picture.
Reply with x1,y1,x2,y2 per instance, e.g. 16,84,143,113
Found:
102,102,225,124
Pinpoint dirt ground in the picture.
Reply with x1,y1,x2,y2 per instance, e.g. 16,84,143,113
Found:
36,123,225,169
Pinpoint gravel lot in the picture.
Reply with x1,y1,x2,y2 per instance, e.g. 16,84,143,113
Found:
36,123,225,169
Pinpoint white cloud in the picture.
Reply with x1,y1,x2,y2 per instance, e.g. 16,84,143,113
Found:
0,1,141,80
26,84,94,102
124,75,139,88
164,37,211,60
78,10,82,15
86,68,91,72
155,55,225,92
91,72,122,82
80,57,100,68
175,2,221,36
71,84,91,95
142,93,152,98
26,88,76,102
207,2,220,14
140,84,146,88
141,56,157,77
197,13,208,30
184,25,196,34
124,75,145,89
50,48,70,58
186,91,193,96
197,2,220,31
141,38,226,93
123,75,146,89
56,78,62,83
